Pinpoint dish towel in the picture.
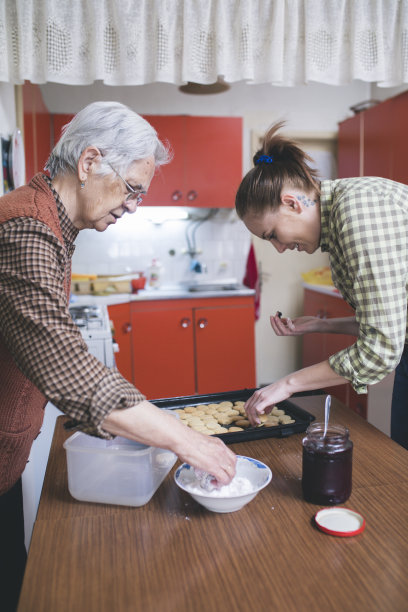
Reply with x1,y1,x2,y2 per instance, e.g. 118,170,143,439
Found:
243,242,260,320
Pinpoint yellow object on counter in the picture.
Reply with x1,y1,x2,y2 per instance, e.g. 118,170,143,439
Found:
71,274,132,295
301,266,334,286
71,273,97,280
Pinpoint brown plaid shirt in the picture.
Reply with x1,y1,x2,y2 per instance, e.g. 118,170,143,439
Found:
0,175,145,438
320,176,408,394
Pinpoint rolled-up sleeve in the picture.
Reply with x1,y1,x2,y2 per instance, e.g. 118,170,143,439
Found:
0,217,145,438
327,184,408,393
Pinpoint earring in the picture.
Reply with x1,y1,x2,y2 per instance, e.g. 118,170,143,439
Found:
80,181,86,189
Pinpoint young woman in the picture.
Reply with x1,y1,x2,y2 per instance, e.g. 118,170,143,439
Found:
235,122,408,453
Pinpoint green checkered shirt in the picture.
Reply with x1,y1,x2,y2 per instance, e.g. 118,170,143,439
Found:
320,177,408,394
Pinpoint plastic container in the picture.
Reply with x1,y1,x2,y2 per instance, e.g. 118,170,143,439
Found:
301,422,353,505
63,433,177,507
147,258,162,289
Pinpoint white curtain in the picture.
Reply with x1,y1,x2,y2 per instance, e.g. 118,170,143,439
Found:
0,0,407,87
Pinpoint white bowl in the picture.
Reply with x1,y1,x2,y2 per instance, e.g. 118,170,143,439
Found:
174,455,272,513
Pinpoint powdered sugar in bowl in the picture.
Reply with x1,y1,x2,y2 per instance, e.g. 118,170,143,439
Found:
174,456,272,513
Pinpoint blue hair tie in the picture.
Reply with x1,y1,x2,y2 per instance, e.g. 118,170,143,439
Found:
256,155,274,165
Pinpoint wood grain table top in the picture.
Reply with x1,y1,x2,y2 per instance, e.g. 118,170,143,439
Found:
18,396,408,612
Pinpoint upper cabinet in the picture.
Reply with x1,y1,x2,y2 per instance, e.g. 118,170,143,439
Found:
338,90,408,183
22,83,51,181
142,115,243,207
52,114,243,208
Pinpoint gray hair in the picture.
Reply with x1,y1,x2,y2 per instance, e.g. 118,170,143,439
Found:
45,101,171,179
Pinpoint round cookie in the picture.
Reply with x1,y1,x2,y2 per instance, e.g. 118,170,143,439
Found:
235,419,251,428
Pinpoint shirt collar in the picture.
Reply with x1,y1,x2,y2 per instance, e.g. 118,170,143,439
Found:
42,174,78,246
319,180,333,253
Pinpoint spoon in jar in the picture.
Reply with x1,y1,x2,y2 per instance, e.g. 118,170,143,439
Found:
323,395,331,438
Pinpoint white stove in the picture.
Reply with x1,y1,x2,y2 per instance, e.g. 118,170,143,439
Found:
69,304,115,368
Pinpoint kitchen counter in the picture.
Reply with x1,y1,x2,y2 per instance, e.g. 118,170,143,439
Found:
70,284,255,307
18,396,408,612
302,281,342,297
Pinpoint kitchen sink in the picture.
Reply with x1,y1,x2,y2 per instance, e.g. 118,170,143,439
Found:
188,283,241,292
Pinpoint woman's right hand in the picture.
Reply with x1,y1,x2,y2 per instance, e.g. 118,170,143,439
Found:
175,427,237,485
103,400,237,486
270,312,323,337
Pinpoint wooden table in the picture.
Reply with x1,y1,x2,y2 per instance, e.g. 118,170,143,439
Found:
18,397,408,612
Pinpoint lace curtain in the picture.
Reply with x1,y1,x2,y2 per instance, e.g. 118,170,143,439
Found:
1,0,407,87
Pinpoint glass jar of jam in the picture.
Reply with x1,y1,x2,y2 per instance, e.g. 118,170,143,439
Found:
302,422,353,505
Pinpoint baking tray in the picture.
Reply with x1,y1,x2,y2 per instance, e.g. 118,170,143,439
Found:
152,388,315,444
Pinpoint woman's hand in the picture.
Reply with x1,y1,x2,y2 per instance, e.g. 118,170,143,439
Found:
102,400,237,485
244,361,349,426
174,427,237,485
244,380,291,426
270,312,323,336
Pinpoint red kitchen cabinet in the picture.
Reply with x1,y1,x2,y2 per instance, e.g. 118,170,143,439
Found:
337,90,408,184
107,302,133,383
302,288,367,418
337,113,361,178
51,113,242,207
22,82,52,182
194,302,256,395
130,303,196,399
52,114,75,143
363,98,393,179
128,296,256,400
390,91,408,184
142,115,243,207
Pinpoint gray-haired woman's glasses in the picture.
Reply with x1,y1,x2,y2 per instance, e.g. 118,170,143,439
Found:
109,164,145,206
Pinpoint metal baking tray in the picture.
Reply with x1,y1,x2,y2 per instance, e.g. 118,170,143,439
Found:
152,388,315,444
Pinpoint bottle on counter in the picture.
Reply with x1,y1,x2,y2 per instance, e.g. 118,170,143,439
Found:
147,258,162,289
301,422,353,505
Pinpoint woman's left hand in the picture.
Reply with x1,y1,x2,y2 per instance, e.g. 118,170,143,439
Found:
244,380,290,425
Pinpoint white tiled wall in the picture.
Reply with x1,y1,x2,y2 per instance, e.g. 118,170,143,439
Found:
72,207,252,285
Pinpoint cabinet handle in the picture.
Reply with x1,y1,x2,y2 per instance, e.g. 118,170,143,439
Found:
172,190,183,201
122,322,132,334
180,318,191,328
187,190,197,201
197,318,208,329
316,309,327,319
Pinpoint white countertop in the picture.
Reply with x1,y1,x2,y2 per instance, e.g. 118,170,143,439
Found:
302,282,342,298
70,285,255,307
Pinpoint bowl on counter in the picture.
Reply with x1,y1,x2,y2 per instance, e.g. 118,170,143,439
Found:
174,455,272,513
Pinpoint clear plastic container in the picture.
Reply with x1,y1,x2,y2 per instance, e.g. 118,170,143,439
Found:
63,433,177,507
302,422,353,505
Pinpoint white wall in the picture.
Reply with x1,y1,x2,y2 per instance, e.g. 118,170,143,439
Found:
0,82,16,134
40,80,374,385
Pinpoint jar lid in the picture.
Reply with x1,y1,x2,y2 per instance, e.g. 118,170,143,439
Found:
314,508,366,537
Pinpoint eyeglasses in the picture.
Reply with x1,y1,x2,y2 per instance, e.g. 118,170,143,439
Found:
109,163,145,206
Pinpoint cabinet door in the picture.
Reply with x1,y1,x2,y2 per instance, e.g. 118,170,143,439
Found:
23,83,52,181
337,114,361,178
363,99,393,179
141,115,186,206
390,91,408,184
302,289,359,409
52,114,74,144
131,307,196,399
185,117,242,208
108,303,133,384
194,304,256,394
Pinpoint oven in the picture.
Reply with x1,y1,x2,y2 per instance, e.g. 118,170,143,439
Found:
69,304,115,368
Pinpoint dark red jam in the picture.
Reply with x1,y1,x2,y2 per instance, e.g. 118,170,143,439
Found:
302,424,353,505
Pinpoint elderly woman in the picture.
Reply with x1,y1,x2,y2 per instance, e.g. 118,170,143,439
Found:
236,121,408,452
0,101,235,610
